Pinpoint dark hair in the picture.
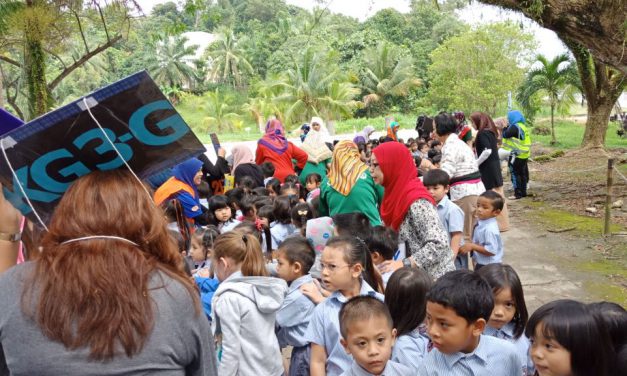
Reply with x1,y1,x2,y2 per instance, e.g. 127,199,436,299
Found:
367,226,398,261
430,140,441,148
252,187,270,196
280,181,300,199
417,141,428,151
192,225,220,260
168,229,186,254
257,205,275,224
208,195,231,225
385,267,431,336
233,220,272,257
430,153,442,165
476,264,528,339
197,180,210,199
525,299,613,376
470,111,498,136
434,112,457,137
427,270,494,323
305,173,322,185
291,203,313,231
239,196,258,219
236,175,256,190
265,178,281,196
226,187,249,209
332,212,372,243
423,169,450,188
309,196,321,218
325,236,383,293
427,148,440,160
587,301,627,351
273,196,295,224
339,296,392,339
278,236,316,274
284,174,299,185
479,190,504,211
261,162,275,178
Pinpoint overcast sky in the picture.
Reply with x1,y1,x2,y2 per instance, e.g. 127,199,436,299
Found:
136,0,567,58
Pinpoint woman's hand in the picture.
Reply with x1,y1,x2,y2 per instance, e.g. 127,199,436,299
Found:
300,280,328,304
0,183,21,233
378,259,403,274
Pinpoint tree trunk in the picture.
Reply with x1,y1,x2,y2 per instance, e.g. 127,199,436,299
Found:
581,97,614,148
550,103,556,144
24,37,50,120
0,68,4,109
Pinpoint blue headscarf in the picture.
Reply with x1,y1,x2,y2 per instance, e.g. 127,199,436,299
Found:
172,158,203,198
507,110,526,127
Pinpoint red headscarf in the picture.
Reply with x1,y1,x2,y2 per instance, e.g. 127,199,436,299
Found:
373,142,435,231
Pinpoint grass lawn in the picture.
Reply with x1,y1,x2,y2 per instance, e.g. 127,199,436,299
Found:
532,118,626,149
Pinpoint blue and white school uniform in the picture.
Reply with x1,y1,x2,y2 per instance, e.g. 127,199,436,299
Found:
340,359,412,376
436,196,466,269
471,217,503,266
276,274,316,376
484,323,534,376
391,325,430,373
417,335,522,376
304,280,384,376
270,221,297,249
219,218,241,233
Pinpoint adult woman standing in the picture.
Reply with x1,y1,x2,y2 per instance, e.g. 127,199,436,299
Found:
318,140,384,226
353,125,375,144
255,119,308,182
0,170,217,375
470,112,509,231
299,124,333,185
231,144,264,188
373,142,454,280
435,112,485,241
154,158,206,226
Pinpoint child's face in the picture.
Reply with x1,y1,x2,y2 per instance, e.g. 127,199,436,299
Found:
420,145,429,153
244,206,257,220
341,316,397,375
530,323,572,376
306,180,319,192
488,288,516,330
281,188,298,197
434,144,442,152
410,143,418,151
275,251,301,282
426,302,484,354
320,246,361,292
214,206,232,222
475,197,500,220
426,184,448,203
189,238,208,263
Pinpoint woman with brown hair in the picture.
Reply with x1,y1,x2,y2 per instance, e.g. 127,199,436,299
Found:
470,111,510,231
0,170,217,375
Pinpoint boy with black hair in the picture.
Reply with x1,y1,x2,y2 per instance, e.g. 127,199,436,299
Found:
459,191,504,269
423,169,466,269
339,296,411,376
419,270,522,375
261,162,276,185
366,226,399,287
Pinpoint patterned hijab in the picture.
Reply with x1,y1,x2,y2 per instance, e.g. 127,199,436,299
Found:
386,121,399,141
327,140,369,196
259,119,288,154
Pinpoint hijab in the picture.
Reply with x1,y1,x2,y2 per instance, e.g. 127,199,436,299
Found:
231,144,255,172
507,110,526,126
301,129,333,164
353,125,375,144
310,116,332,143
372,142,435,231
386,121,399,141
327,140,369,196
172,158,203,199
259,119,288,154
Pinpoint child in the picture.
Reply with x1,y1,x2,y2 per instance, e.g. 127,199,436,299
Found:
291,202,313,237
271,196,297,249
419,270,522,375
258,204,275,228
423,169,465,269
261,162,276,185
275,237,317,376
385,267,432,373
332,212,372,244
238,196,258,222
417,141,430,159
526,299,613,376
305,173,322,203
266,178,281,197
304,216,335,281
459,191,504,269
208,195,240,233
366,226,399,287
477,264,534,376
339,296,411,375
305,236,384,376
280,181,301,199
211,231,288,376
189,225,219,274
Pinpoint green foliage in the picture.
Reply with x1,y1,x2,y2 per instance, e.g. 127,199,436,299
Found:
427,22,536,115
533,119,625,149
148,35,199,89
205,27,254,87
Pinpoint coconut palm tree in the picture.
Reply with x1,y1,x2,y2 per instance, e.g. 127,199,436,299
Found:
517,53,580,144
205,27,253,88
149,35,199,89
203,89,242,132
361,41,421,116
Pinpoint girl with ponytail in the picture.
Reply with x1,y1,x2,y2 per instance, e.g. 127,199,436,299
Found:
211,231,288,375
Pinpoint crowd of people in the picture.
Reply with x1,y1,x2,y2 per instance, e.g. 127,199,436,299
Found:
0,111,624,376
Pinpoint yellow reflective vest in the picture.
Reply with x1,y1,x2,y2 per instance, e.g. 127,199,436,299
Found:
502,122,531,159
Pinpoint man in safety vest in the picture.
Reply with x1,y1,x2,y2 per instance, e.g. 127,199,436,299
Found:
502,110,531,199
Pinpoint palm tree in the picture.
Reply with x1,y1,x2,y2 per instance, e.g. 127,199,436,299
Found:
517,53,580,144
205,27,253,88
361,42,421,116
202,89,242,132
149,35,199,89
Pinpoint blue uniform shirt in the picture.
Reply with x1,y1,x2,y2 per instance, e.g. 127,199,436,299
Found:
340,359,412,376
304,280,384,376
270,222,297,249
484,323,534,376
417,334,522,375
471,217,503,265
391,326,430,373
276,274,316,348
436,196,465,243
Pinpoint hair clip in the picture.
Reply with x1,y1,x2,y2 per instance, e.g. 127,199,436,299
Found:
298,210,308,216
254,218,264,231
241,234,248,244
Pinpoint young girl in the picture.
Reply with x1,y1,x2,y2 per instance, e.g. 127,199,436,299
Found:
270,196,297,250
189,226,219,274
291,202,313,237
305,173,322,203
257,204,275,228
525,299,613,376
477,264,534,376
280,181,301,199
385,267,432,373
305,236,383,376
266,178,281,197
211,231,288,376
208,195,240,233
238,196,258,222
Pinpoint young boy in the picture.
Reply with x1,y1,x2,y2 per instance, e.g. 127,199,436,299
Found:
261,161,276,185
275,237,318,376
423,169,466,269
419,270,522,375
339,296,411,376
366,226,399,287
459,191,504,269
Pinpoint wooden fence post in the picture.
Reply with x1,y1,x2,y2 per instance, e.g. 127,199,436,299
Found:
604,158,614,235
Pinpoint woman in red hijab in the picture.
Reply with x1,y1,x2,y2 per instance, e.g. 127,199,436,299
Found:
371,142,454,280
255,119,308,182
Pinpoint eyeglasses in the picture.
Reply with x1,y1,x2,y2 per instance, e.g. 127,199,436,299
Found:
319,262,352,273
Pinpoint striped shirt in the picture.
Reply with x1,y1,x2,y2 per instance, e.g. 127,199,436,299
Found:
417,335,522,375
391,326,430,373
484,324,534,376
